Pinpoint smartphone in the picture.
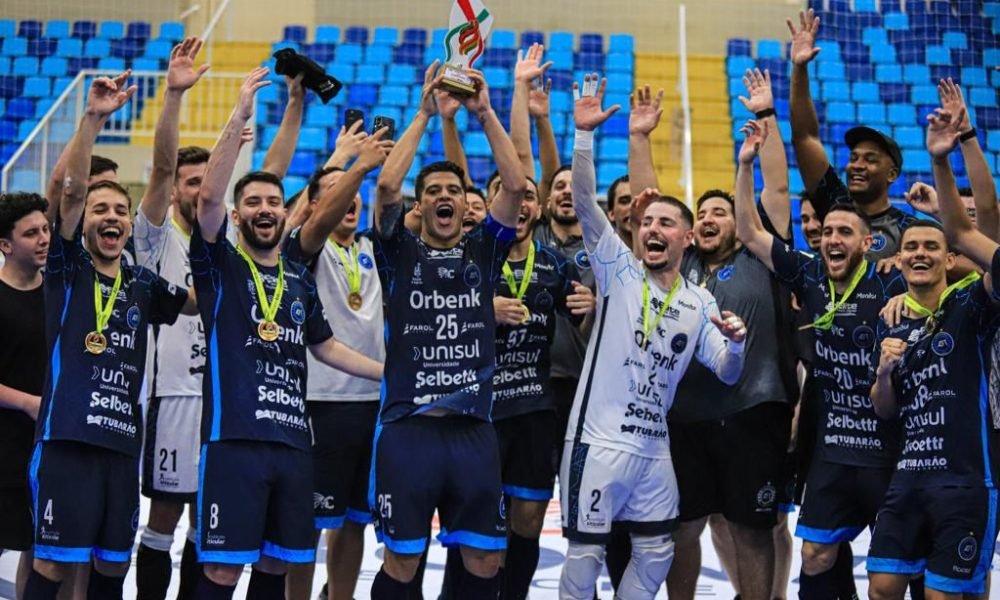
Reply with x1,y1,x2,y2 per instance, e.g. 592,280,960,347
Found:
372,115,396,140
344,108,364,132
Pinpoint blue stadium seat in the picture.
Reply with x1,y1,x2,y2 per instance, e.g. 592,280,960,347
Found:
84,38,111,58
335,44,363,65
817,61,845,80
599,138,628,162
869,44,896,64
983,48,1000,66
985,2,1000,17
826,102,855,123
482,49,517,69
386,64,416,85
942,31,967,50
99,21,124,39
287,152,317,177
98,57,126,72
52,76,74,93
727,38,752,57
72,21,97,41
40,56,67,76
402,28,427,46
971,87,997,107
355,64,384,85
378,85,408,106
0,58,8,75
854,0,877,12
56,38,82,57
910,84,938,104
144,38,172,60
17,119,38,141
372,27,397,46
925,45,951,66
0,120,15,142
304,104,335,127
520,30,545,48
0,20,15,38
297,128,327,151
111,39,144,60
902,150,931,173
987,130,1000,151
726,56,755,78
465,132,491,157
159,22,184,41
609,33,634,54
875,64,903,82
548,31,574,52
126,21,151,41
366,45,392,65
371,105,402,126
861,27,888,46
23,76,49,97
887,103,916,125
393,44,425,66
851,81,880,102
822,81,850,101
344,26,368,45
326,64,353,85
816,41,842,63
857,103,886,125
2,38,28,57
6,97,34,119
579,33,603,53
961,66,988,87
490,30,517,50
545,49,572,71
46,21,71,39
597,162,626,188
280,25,306,45
549,90,572,113
348,84,377,106
314,25,340,45
431,28,448,49
12,57,38,76
28,38,56,58
607,73,633,94
575,52,605,71
304,43,335,64
18,21,43,39
728,77,746,97
757,39,783,58
482,66,509,89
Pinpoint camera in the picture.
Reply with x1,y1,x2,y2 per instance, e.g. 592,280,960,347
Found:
272,48,343,104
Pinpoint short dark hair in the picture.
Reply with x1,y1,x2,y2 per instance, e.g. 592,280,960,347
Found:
86,180,133,209
90,155,118,177
0,192,48,238
606,174,630,204
901,218,945,243
547,165,572,191
824,203,872,234
176,146,210,174
306,166,345,202
233,171,284,206
415,161,466,201
645,194,694,229
696,189,735,212
466,185,486,200
957,187,974,197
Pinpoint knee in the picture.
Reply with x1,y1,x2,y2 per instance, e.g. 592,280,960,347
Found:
204,563,243,587
560,543,606,599
146,500,185,532
33,558,69,582
460,547,502,579
93,558,130,578
627,535,675,584
382,551,422,583
509,500,546,538
729,522,774,549
254,555,287,576
673,518,708,547
800,543,837,575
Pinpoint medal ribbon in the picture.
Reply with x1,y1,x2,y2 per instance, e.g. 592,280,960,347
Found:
502,242,536,300
331,241,361,295
804,260,869,331
171,218,190,241
642,274,682,346
93,270,123,334
236,245,285,324
903,271,980,323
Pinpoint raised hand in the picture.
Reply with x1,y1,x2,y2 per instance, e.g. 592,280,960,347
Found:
737,119,769,165
876,337,907,377
710,310,748,343
461,70,493,115
355,127,395,172
629,85,664,136
787,9,821,66
286,72,305,102
335,119,369,160
904,181,940,216
566,281,596,316
926,107,965,159
630,187,661,236
739,68,774,114
574,73,621,132
166,36,210,92
938,78,971,133
514,43,553,83
236,67,271,121
85,71,138,118
528,77,552,118
238,126,254,149
418,60,444,117
436,87,463,121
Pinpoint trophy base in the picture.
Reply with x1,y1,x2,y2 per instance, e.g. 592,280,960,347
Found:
439,64,476,95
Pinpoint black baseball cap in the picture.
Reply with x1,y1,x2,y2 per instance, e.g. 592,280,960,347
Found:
844,126,903,169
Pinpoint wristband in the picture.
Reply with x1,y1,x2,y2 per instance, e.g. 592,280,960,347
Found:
574,129,594,152
960,128,978,143
754,108,776,119
727,338,745,354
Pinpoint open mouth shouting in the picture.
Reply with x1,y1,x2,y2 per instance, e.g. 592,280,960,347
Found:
434,202,456,230
253,214,277,236
97,223,124,251
644,237,667,263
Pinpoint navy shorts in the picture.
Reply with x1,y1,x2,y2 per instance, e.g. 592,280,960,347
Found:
29,441,139,563
795,462,892,544
197,441,315,565
371,416,505,554
867,486,999,595
495,410,558,502
309,401,377,529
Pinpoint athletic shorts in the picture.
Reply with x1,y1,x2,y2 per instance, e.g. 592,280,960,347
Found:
0,485,33,551
868,486,999,595
142,395,201,502
795,461,892,543
778,451,797,513
197,440,315,565
29,441,139,563
309,401,377,530
371,416,505,555
560,441,679,544
669,401,791,529
495,410,558,502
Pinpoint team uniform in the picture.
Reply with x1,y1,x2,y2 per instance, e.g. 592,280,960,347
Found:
370,213,513,554
284,229,385,530
493,241,581,502
867,252,1000,594
190,220,333,565
0,279,46,552
562,227,743,543
769,239,905,543
143,219,205,502
32,228,187,563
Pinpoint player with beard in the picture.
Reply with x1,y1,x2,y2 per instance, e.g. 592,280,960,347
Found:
23,74,197,600
281,131,393,600
188,67,383,600
868,106,1000,599
628,72,796,600
0,192,49,600
369,60,526,600
607,174,633,248
733,119,909,600
800,194,821,252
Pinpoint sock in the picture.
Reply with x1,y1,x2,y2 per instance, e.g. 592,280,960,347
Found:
834,542,858,600
604,527,631,592
86,566,126,600
908,575,925,600
502,533,540,600
457,570,500,600
798,567,838,600
137,528,175,600
23,568,61,600
245,569,285,600
177,538,199,600
410,543,430,600
371,566,412,600
193,570,236,600
440,546,465,600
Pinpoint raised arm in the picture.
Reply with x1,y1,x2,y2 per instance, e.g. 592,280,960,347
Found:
261,74,305,178
511,44,553,180
60,73,136,240
437,90,473,187
573,74,622,249
309,337,384,382
739,68,790,236
375,62,440,235
323,119,368,170
628,85,664,195
196,67,270,242
787,9,832,196
938,78,1000,241
462,71,526,227
530,75,560,202
734,120,778,270
140,37,211,226
295,131,393,256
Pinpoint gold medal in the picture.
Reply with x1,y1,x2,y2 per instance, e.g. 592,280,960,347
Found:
258,320,280,342
520,305,531,324
503,242,537,327
84,331,107,355
348,291,363,311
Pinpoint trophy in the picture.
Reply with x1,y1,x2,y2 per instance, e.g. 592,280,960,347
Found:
440,0,494,94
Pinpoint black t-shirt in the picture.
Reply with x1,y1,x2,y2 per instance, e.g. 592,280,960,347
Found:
0,279,45,488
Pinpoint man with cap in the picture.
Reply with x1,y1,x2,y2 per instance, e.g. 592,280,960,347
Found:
787,9,915,259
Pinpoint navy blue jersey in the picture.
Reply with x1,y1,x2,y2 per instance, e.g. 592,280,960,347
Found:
190,221,333,451
492,240,581,420
374,214,514,422
37,230,187,457
771,238,906,467
872,250,1000,489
